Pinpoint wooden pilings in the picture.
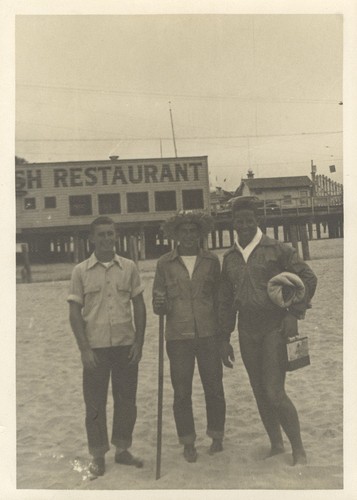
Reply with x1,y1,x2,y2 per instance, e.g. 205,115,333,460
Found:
299,223,310,260
290,225,299,255
21,243,32,283
273,225,279,240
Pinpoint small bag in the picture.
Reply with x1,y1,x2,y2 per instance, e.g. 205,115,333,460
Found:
286,335,310,371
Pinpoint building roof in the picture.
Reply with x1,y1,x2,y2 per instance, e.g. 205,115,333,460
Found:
15,155,208,168
240,176,312,190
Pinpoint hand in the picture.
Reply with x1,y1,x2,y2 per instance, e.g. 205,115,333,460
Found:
128,341,143,365
281,313,299,339
81,349,99,370
153,294,167,315
220,341,235,369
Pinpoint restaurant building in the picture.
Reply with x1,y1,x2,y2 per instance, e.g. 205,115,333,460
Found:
16,155,210,262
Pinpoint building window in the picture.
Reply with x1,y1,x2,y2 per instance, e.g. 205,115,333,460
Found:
44,196,56,209
98,193,121,214
155,191,177,211
182,189,204,210
69,195,92,216
127,192,149,213
283,195,292,205
24,198,36,210
299,190,308,197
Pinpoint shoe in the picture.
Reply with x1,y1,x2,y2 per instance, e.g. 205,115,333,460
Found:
183,444,198,463
89,456,105,476
115,450,144,468
209,438,223,455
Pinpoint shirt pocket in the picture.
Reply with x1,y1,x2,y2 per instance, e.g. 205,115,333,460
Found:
83,285,101,311
116,285,131,303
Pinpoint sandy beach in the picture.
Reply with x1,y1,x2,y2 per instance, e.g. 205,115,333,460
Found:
16,238,343,490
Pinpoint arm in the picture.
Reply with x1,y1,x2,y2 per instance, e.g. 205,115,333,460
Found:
212,255,221,328
282,246,318,319
279,246,318,338
68,301,98,370
217,257,236,368
129,293,147,365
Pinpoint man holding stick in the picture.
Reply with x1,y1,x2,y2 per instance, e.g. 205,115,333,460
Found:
218,197,317,465
68,216,146,476
153,211,226,463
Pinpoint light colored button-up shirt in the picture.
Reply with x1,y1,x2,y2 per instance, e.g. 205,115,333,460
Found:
68,253,144,348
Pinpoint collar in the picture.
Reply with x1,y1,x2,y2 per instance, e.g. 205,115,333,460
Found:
234,227,263,253
225,231,277,257
87,252,123,269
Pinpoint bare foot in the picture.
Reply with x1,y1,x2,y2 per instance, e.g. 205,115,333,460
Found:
292,448,307,466
265,444,285,458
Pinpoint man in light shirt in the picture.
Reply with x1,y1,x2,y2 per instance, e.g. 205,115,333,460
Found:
152,212,225,463
218,196,317,466
68,216,146,476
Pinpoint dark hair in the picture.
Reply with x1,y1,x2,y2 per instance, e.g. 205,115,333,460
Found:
162,211,214,239
90,216,116,234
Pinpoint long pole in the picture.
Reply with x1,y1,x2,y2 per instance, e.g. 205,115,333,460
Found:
169,101,178,157
156,314,165,480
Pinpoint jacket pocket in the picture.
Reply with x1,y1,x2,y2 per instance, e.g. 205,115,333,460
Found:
201,277,215,297
166,280,180,299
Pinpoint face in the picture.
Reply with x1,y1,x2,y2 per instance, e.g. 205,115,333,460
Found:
90,223,117,256
232,209,258,246
176,223,200,251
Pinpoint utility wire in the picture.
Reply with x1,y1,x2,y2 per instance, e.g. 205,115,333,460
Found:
16,81,341,105
16,130,342,143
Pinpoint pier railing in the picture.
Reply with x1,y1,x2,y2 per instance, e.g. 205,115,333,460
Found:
213,195,343,218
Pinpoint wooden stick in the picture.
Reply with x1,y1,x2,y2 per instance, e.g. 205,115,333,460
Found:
156,314,165,480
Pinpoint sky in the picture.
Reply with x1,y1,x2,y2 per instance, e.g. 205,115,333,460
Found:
15,14,343,190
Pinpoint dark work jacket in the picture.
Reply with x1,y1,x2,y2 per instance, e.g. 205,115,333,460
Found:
152,248,221,341
218,234,318,341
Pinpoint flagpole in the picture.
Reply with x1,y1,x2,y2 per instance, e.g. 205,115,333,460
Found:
169,101,178,158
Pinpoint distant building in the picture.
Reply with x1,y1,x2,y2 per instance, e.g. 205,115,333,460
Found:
234,169,343,210
210,186,234,212
234,170,313,208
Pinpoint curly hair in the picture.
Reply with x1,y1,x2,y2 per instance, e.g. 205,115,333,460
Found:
162,210,215,239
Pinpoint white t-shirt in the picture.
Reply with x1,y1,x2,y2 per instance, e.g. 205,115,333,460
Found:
180,255,197,279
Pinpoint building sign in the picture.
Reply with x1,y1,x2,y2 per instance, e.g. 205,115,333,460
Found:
15,161,203,190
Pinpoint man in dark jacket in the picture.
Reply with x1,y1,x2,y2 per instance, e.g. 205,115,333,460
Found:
153,212,226,463
218,197,317,465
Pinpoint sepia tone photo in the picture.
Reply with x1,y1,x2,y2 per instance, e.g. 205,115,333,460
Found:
4,5,354,497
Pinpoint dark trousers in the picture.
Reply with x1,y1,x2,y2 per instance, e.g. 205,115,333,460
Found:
238,311,304,453
166,336,226,445
82,346,138,457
